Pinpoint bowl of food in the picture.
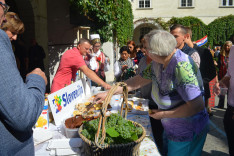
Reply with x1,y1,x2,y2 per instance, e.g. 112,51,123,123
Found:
64,115,94,138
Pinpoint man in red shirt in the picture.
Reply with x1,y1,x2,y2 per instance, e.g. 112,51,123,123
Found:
51,38,111,93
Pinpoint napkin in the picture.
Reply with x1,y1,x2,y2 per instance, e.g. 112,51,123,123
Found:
47,138,83,150
33,128,53,146
49,148,81,156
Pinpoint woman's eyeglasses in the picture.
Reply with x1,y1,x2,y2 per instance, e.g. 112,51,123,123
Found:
0,2,10,15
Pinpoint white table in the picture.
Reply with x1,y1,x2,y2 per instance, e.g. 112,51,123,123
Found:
35,95,161,156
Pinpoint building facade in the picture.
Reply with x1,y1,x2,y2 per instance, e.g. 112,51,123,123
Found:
131,0,234,44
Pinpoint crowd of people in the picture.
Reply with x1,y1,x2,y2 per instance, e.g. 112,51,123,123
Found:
1,11,46,80
0,0,234,155
93,26,233,155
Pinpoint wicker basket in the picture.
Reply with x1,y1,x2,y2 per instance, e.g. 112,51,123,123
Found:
78,82,146,156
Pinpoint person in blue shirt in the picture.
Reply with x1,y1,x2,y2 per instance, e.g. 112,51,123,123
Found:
0,1,47,154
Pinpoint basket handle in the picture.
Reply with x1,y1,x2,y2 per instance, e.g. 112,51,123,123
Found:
95,82,129,148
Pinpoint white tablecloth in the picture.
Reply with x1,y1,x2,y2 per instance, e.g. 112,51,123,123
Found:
35,95,161,156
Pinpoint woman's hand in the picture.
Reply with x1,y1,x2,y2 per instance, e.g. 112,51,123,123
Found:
214,60,218,66
213,81,227,96
149,96,204,119
102,83,112,90
149,109,165,120
213,76,230,96
213,82,221,96
94,91,108,104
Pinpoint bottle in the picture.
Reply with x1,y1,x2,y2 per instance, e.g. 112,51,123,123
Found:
71,79,74,84
75,72,80,81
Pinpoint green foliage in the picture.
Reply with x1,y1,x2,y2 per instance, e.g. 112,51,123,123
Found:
106,127,119,137
81,113,143,145
154,15,234,48
70,0,133,46
167,16,208,42
208,14,234,47
69,0,233,48
154,17,169,30
113,0,134,46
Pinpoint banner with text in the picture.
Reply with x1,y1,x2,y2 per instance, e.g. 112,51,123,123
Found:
48,80,85,126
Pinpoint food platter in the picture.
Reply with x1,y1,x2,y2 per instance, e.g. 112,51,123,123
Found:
73,95,112,118
68,95,149,131
125,97,149,115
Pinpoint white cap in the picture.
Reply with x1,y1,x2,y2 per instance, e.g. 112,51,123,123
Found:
90,34,100,40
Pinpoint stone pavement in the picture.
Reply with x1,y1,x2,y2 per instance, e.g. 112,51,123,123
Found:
202,96,229,156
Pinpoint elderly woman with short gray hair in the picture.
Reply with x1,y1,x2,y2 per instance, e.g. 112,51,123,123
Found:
95,30,209,156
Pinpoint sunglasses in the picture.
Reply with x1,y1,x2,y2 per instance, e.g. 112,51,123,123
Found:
0,2,10,15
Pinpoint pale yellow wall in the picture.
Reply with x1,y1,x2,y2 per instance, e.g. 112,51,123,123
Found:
131,0,234,24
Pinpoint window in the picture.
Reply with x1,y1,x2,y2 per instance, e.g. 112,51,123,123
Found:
139,0,151,8
180,0,193,7
221,0,233,6
140,27,152,36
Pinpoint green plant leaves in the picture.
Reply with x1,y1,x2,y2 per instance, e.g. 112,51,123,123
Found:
208,14,234,47
106,127,120,137
70,0,133,46
70,0,233,48
166,15,234,48
130,133,138,141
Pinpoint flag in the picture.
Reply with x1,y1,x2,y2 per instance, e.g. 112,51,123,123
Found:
195,35,208,47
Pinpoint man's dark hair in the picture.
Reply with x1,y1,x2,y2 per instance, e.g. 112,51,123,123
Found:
119,46,130,54
170,24,187,35
78,38,91,45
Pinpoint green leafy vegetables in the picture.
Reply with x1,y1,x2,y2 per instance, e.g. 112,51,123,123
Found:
81,113,143,144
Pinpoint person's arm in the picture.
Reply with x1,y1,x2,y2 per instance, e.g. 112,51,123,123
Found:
150,60,204,119
94,75,151,103
150,95,204,119
125,75,151,91
202,49,217,84
0,30,47,132
214,62,231,96
213,75,230,96
190,51,200,68
79,65,111,90
94,62,152,103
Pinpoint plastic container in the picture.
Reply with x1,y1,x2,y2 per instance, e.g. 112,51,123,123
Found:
75,72,80,82
63,120,80,138
35,101,49,129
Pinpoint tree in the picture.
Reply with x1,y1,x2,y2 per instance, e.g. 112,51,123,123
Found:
167,16,208,42
70,0,134,46
208,14,234,47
